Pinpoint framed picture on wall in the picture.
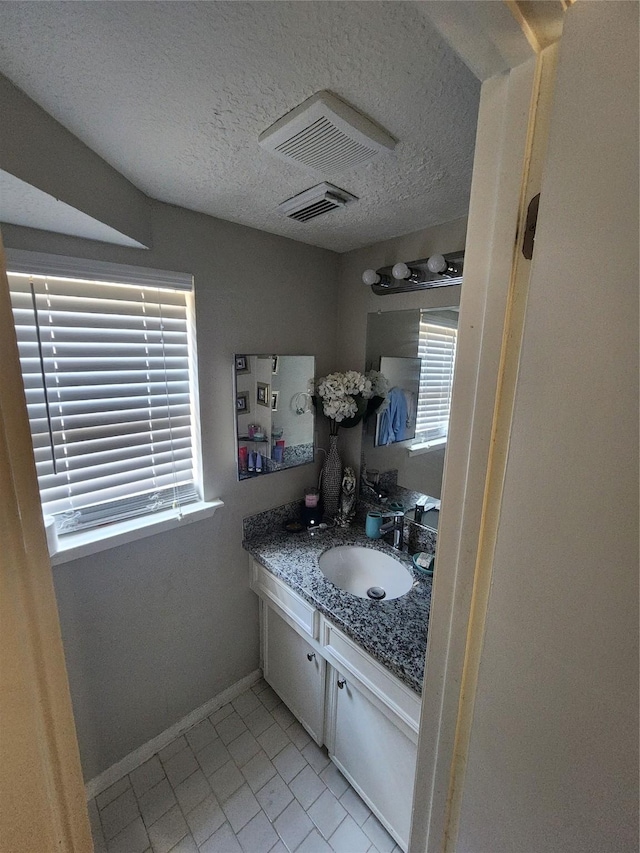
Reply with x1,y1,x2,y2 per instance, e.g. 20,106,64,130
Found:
235,355,250,374
271,355,279,374
236,392,249,413
271,391,279,412
257,382,270,407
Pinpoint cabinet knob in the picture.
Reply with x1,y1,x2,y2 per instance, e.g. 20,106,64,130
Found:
307,653,315,662
337,678,346,689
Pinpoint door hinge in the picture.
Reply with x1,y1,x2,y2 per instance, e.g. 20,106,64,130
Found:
522,193,540,260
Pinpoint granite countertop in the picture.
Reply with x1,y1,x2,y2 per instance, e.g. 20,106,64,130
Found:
243,524,432,694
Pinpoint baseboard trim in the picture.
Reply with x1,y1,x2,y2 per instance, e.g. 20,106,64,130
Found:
85,669,262,800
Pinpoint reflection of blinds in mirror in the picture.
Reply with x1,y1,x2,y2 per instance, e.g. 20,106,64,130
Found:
9,271,198,533
415,321,458,442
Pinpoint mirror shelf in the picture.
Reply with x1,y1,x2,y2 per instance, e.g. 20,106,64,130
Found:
234,354,315,481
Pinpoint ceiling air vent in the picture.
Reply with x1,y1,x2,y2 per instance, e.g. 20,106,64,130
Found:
259,90,396,174
278,183,357,223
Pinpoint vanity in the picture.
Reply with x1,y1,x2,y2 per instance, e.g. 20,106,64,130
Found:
244,526,432,851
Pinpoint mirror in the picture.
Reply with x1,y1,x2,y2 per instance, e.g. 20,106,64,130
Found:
363,307,459,507
234,354,315,480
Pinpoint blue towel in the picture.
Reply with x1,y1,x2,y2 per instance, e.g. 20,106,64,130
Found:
378,387,408,444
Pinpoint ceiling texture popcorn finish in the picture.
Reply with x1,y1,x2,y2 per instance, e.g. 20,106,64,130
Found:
0,1,480,252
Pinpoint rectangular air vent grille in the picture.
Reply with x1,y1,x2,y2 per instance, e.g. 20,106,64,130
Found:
260,90,396,175
275,117,377,173
277,183,357,223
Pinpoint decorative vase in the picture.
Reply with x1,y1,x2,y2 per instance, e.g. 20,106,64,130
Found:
321,434,343,519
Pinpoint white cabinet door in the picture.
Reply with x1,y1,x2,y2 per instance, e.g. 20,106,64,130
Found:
326,667,417,851
263,605,325,745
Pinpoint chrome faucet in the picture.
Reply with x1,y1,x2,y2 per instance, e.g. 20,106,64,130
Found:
379,511,405,551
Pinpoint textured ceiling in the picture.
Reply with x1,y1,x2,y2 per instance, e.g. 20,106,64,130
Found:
0,1,480,253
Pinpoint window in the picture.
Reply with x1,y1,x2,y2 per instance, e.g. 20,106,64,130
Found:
414,315,458,447
7,253,202,539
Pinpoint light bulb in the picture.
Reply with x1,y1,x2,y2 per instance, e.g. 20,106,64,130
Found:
392,262,411,280
362,269,380,286
427,254,447,274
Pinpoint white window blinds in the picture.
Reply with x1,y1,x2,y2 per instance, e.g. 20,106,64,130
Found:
415,318,458,443
8,267,198,534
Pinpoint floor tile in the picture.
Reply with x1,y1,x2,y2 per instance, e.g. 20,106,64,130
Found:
339,787,371,827
130,756,166,798
241,750,277,793
106,816,149,853
185,719,217,754
251,678,269,695
271,704,296,730
296,828,333,853
257,686,281,711
244,704,275,737
307,789,347,840
269,842,288,853
301,741,330,775
228,730,261,767
147,804,188,853
199,822,243,853
286,721,312,751
319,764,348,799
209,703,234,727
167,835,198,853
361,814,395,853
232,689,263,718
184,793,226,846
138,778,177,827
255,773,294,822
222,783,261,833
158,736,188,763
96,776,131,811
273,798,313,852
216,711,249,745
289,765,325,810
236,809,279,853
163,746,199,788
328,814,370,853
208,759,245,802
100,787,140,840
272,743,307,784
196,737,232,777
173,769,211,814
258,723,291,760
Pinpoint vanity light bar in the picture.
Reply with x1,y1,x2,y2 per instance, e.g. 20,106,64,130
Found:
362,251,464,295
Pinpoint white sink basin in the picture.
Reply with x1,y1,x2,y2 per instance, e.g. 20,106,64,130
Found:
318,545,413,601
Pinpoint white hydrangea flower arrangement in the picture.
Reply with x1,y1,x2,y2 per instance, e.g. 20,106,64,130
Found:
313,370,388,434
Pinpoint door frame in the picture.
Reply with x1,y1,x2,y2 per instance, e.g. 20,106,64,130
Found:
410,8,565,851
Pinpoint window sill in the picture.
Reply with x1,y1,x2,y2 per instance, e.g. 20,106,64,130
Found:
408,438,447,457
49,499,224,566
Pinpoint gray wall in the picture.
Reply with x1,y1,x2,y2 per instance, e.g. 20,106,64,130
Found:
2,202,338,781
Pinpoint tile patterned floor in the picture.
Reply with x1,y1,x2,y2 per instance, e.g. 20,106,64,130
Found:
89,679,402,853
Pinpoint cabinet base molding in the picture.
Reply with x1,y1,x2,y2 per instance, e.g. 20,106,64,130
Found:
85,669,262,800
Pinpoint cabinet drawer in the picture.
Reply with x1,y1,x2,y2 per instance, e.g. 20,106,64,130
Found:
321,619,421,733
251,559,318,639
